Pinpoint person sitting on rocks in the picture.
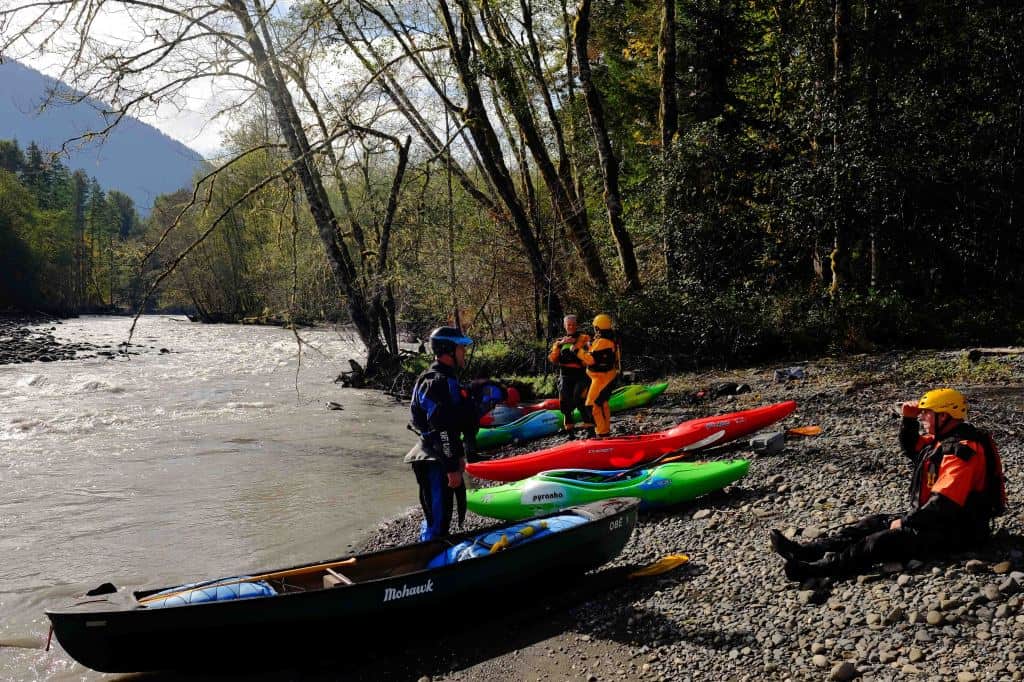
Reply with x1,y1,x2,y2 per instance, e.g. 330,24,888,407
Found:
771,388,1007,581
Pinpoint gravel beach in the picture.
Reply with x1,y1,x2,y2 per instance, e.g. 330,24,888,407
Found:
348,350,1024,681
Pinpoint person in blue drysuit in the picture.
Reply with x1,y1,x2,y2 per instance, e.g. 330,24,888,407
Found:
404,326,480,541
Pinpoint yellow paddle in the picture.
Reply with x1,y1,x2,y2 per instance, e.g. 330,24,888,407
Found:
138,557,357,605
628,554,690,579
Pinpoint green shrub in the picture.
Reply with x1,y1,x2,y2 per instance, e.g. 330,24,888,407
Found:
898,354,1015,383
398,339,556,397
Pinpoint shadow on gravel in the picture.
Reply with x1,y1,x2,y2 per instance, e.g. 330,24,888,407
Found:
125,563,685,682
573,579,754,652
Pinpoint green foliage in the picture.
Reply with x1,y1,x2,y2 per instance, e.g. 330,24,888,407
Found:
464,340,550,379
501,374,559,400
397,340,558,399
0,139,140,312
0,169,40,306
7,0,1024,369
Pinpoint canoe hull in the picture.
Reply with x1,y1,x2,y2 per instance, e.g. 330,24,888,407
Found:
46,499,638,673
467,459,750,520
467,401,796,481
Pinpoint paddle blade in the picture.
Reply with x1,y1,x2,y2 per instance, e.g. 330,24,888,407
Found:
628,554,690,579
786,425,822,437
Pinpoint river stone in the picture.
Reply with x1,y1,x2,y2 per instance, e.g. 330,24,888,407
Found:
812,642,828,655
897,574,913,587
803,526,823,540
997,605,1012,619
983,584,1001,601
909,647,924,663
957,673,979,682
883,607,905,625
902,664,921,674
966,560,987,574
1002,578,1022,596
926,611,943,625
915,629,933,643
692,509,712,520
813,654,829,667
994,562,1013,575
830,661,859,681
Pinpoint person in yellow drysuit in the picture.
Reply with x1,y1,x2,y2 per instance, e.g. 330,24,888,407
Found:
574,314,620,437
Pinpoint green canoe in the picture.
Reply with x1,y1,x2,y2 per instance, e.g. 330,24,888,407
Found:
474,382,669,450
467,459,750,520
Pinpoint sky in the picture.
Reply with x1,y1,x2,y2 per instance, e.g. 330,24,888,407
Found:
2,1,296,159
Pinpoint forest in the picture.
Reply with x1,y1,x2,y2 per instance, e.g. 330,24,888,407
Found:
0,139,142,312
2,0,1023,377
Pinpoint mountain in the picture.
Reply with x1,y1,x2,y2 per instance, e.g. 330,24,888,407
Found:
0,59,206,215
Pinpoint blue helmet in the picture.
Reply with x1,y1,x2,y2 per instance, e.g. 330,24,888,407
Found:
429,326,473,357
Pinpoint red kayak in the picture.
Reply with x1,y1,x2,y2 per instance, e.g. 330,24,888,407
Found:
467,401,797,481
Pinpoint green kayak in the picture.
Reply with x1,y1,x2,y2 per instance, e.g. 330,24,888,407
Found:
569,381,669,424
474,382,669,450
466,459,750,520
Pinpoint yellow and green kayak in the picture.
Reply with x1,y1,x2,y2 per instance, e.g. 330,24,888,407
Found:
467,459,750,520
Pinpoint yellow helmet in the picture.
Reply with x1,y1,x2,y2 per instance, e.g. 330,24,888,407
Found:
918,388,967,420
593,313,614,331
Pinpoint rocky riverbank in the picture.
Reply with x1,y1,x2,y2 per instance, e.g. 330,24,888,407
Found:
347,349,1023,681
0,313,155,364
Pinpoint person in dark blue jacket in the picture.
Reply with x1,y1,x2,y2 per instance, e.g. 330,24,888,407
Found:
404,326,478,541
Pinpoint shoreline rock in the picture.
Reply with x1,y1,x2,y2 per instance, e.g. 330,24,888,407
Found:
0,313,92,364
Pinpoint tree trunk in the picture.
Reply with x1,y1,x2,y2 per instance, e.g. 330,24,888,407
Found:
230,0,390,373
476,0,609,288
437,0,564,335
573,0,642,292
659,0,680,278
829,0,850,302
864,0,880,290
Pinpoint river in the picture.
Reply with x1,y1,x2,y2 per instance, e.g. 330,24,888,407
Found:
0,316,416,680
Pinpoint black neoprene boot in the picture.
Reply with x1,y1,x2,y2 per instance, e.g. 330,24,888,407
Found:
784,558,822,581
770,529,826,561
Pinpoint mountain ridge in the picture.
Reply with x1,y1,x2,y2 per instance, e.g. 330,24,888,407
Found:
0,59,206,214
